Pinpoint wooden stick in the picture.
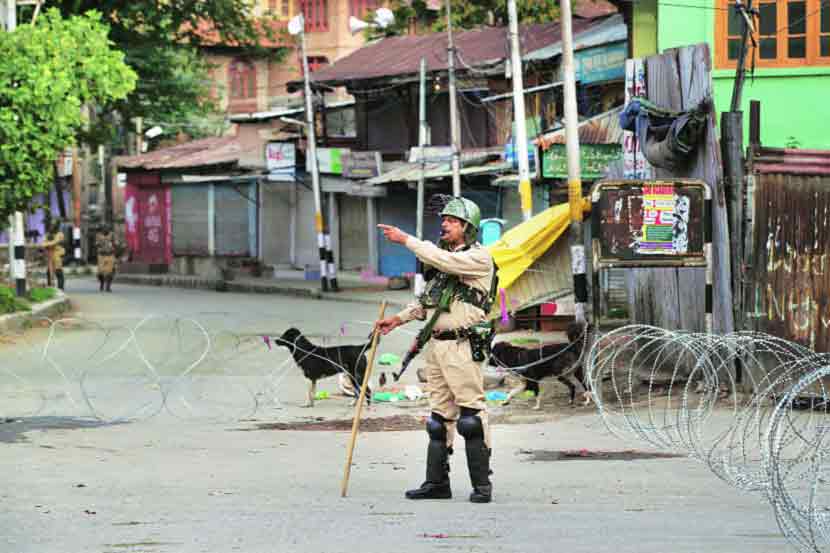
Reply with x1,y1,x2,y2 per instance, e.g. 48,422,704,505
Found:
341,300,387,498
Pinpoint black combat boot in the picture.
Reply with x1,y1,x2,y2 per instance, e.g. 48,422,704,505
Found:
405,414,452,500
458,409,493,504
466,443,492,503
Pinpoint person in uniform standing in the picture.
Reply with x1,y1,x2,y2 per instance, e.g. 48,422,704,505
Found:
375,196,495,503
41,221,66,291
96,224,117,292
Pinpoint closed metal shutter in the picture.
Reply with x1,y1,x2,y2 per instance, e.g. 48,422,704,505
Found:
215,183,253,257
338,195,368,270
261,183,293,266
172,185,209,255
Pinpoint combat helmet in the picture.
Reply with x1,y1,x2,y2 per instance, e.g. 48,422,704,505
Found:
439,197,481,245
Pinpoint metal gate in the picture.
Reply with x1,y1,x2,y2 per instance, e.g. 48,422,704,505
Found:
747,148,830,351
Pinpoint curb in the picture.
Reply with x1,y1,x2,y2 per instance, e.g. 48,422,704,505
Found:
114,274,408,310
0,293,72,334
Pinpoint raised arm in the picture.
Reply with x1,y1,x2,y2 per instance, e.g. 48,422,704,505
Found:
405,236,491,278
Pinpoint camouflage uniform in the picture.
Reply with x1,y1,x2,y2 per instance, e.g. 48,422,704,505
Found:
41,225,65,290
96,228,117,292
395,197,495,504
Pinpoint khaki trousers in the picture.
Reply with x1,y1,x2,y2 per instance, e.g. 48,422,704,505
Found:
98,255,116,276
423,338,491,448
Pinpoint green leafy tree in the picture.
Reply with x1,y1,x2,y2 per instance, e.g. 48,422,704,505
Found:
46,0,288,145
0,9,136,223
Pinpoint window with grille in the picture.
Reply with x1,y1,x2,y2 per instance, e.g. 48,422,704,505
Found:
268,0,292,19
299,0,329,31
229,59,257,99
350,0,383,18
717,0,830,67
307,56,329,72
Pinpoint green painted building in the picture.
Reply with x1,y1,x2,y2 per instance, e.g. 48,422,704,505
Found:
627,0,830,149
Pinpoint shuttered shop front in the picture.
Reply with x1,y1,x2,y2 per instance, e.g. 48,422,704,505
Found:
172,185,210,255
215,182,256,257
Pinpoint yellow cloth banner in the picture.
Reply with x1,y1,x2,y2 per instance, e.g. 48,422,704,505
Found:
486,199,589,290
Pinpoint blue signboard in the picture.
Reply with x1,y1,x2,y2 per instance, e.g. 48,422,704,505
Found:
503,140,537,174
574,41,627,85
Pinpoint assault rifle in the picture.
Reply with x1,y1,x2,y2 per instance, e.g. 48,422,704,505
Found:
392,279,456,382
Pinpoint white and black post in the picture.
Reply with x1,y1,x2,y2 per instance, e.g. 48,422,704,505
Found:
560,0,588,323
12,211,26,297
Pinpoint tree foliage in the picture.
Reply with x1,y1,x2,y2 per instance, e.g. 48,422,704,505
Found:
374,0,561,37
46,0,288,145
0,9,136,223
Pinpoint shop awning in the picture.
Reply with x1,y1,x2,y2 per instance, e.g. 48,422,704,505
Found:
363,160,512,185
486,200,590,314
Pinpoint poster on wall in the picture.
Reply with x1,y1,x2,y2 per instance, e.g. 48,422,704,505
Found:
592,180,705,262
266,142,296,181
309,147,347,175
622,58,653,179
124,184,140,255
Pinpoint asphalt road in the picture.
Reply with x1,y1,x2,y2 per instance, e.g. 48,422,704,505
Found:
0,278,787,553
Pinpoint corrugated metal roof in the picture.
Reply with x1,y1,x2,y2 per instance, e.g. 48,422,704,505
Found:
524,14,626,61
754,147,830,176
301,15,615,88
364,159,513,185
115,135,266,171
535,105,624,148
229,99,355,122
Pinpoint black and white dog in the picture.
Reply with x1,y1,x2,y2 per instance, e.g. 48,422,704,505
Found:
276,327,371,407
489,322,592,410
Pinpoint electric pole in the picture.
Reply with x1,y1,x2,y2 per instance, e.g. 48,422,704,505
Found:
415,57,428,297
3,0,26,296
299,23,330,292
507,0,532,221
560,0,588,324
445,0,461,197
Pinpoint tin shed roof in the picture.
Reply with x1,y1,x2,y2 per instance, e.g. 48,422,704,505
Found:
115,135,266,171
536,106,625,148
296,14,617,89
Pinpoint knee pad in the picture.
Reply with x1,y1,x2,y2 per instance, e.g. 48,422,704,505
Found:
457,413,483,440
426,413,447,442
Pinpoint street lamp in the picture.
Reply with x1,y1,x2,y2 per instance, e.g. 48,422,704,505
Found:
288,9,393,292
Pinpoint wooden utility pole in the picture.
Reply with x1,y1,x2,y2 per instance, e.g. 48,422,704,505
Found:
721,0,755,331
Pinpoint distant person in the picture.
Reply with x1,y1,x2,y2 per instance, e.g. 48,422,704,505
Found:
95,224,118,292
41,221,65,291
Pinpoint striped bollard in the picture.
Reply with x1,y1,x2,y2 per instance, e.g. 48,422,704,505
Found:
13,212,26,297
73,226,82,263
325,231,338,292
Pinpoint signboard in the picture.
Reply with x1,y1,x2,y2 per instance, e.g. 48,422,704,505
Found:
622,59,653,179
342,151,382,179
574,42,627,85
542,144,620,180
590,179,709,264
266,142,295,172
503,141,538,175
409,146,453,163
309,147,346,175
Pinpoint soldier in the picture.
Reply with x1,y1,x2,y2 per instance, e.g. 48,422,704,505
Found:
41,221,66,291
95,224,117,292
375,196,495,504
